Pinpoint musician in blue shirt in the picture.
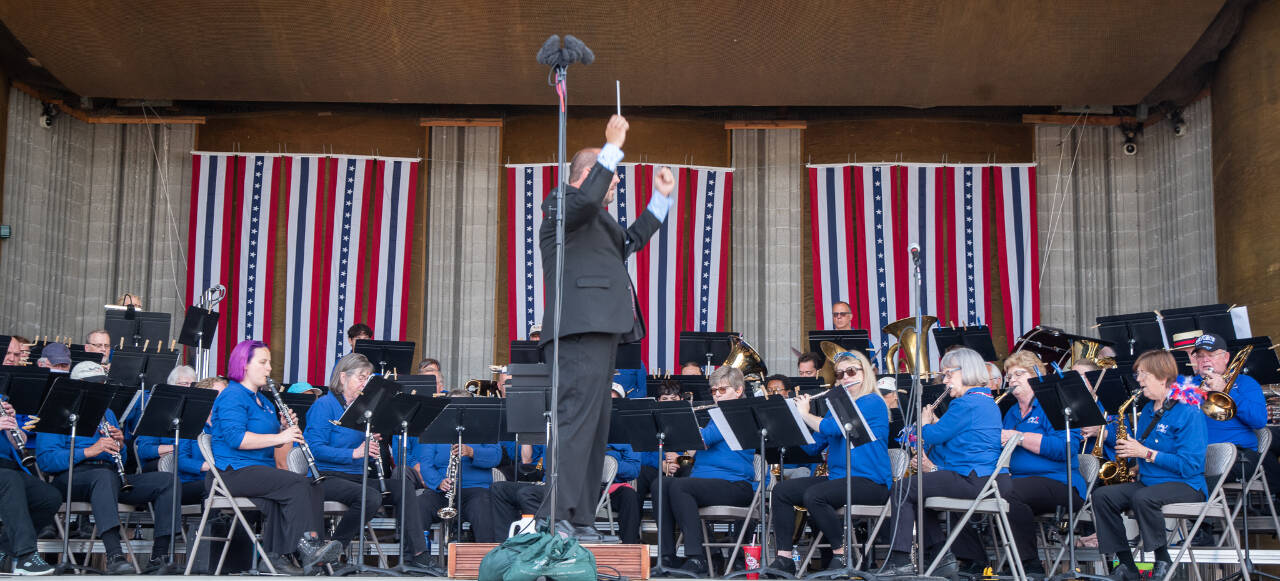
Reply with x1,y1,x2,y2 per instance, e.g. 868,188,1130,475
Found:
882,347,1004,578
1185,332,1267,481
0,399,59,574
657,366,757,577
768,350,891,575
304,353,432,567
207,340,340,575
413,397,502,543
1093,350,1207,581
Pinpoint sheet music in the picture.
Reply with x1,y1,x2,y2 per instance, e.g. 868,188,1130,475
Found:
707,407,742,451
1230,306,1252,338
784,399,816,445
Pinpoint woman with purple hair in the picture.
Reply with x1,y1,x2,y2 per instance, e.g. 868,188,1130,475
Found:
208,340,343,574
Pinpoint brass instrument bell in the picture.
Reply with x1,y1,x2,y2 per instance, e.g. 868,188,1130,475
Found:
883,316,938,377
723,336,768,385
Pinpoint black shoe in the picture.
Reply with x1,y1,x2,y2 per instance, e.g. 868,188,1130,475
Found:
35,526,56,540
407,551,436,569
879,561,918,576
13,553,53,576
296,532,343,573
957,558,987,576
104,553,135,575
1107,563,1141,581
266,553,303,576
824,553,847,571
141,555,167,574
678,556,709,577
0,551,10,574
551,519,575,538
930,551,958,579
767,556,798,576
659,554,682,569
1149,560,1173,581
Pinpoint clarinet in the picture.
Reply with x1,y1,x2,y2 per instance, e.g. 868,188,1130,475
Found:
98,419,134,493
0,402,36,470
371,444,391,498
265,379,326,484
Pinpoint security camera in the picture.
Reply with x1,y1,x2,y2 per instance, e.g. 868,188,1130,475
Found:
1119,123,1139,156
1169,109,1187,137
38,103,56,129
1122,141,1138,156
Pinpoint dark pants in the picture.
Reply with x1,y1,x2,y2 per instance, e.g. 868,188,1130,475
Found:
657,477,754,559
320,469,427,554
215,465,324,555
1093,481,1203,554
538,332,619,527
51,465,177,552
0,465,61,556
890,469,1012,558
609,485,642,544
987,476,1084,564
418,487,496,543
770,476,888,551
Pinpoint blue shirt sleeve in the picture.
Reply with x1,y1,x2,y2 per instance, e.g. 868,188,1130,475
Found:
213,395,251,450
417,443,445,490
646,193,674,221
922,398,967,444
1233,375,1268,430
612,445,641,481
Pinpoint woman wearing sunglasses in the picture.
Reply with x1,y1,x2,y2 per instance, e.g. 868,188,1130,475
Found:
765,350,891,575
880,347,1004,577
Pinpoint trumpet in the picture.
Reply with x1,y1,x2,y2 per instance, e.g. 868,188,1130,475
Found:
265,379,326,484
99,420,133,493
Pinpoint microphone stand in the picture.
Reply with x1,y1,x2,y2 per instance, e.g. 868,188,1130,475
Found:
911,250,926,576
545,54,569,537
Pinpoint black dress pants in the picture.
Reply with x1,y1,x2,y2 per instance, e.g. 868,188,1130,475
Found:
538,333,619,527
890,469,1012,558
319,471,384,546
51,465,178,545
968,475,1083,564
1093,481,1203,554
657,477,754,559
215,465,324,555
0,465,60,556
418,487,496,543
609,485,642,544
770,476,888,551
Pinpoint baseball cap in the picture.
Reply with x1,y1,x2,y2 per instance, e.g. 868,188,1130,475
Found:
611,382,626,398
1192,333,1228,353
40,342,72,365
70,361,108,383
1169,330,1202,351
876,376,898,392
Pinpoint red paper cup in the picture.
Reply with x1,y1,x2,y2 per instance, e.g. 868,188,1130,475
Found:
742,545,761,579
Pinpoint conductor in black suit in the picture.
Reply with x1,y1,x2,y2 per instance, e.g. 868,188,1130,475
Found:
537,115,675,540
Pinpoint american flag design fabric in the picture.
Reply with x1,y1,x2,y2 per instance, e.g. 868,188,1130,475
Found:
688,168,733,333
188,153,417,384
809,163,1033,369
506,163,729,373
993,165,1039,351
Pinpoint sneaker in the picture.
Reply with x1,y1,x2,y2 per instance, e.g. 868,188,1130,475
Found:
13,553,53,576
0,551,10,574
296,532,342,573
266,553,303,576
104,553,135,575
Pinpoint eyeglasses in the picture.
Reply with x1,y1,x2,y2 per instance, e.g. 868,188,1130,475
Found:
832,311,852,317
941,367,961,377
1133,370,1150,381
347,371,372,383
87,343,111,350
710,385,736,396
834,367,862,379
1008,369,1031,379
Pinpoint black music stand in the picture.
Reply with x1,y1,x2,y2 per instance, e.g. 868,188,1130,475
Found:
0,366,55,470
647,375,713,402
1030,373,1107,581
34,378,116,574
392,374,437,396
178,306,220,349
278,392,319,432
330,377,399,576
133,384,217,571
420,398,504,570
1095,313,1166,357
714,397,814,580
932,325,999,362
679,331,738,373
807,330,873,366
1160,304,1238,343
353,339,416,376
1229,337,1280,385
509,340,544,365
808,386,881,581
104,307,171,349
373,387,448,576
507,362,551,437
616,341,644,370
613,399,705,578
67,344,102,367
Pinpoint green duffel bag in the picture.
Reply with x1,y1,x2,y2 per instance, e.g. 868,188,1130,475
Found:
479,531,597,581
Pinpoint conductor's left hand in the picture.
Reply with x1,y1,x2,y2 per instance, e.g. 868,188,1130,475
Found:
654,166,676,197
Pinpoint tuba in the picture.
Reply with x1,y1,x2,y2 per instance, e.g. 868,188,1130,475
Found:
1071,338,1107,366
883,316,938,377
723,336,768,387
1201,344,1251,421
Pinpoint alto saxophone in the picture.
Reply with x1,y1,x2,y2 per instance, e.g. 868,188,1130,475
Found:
437,447,461,520
1098,391,1140,485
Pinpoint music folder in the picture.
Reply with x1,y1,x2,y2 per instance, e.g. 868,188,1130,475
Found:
352,339,416,376
709,396,814,452
823,387,877,447
1030,372,1106,431
611,399,705,453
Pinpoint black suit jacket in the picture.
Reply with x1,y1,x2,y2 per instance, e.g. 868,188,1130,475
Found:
538,163,663,344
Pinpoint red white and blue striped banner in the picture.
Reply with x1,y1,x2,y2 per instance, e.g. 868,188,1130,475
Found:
993,164,1039,351
186,153,236,374
688,168,732,333
366,159,417,344
282,155,328,384
228,154,280,352
809,163,1027,366
506,163,728,373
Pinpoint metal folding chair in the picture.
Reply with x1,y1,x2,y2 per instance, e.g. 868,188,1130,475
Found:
1217,428,1280,545
799,448,911,570
1159,442,1249,581
593,454,620,535
184,433,277,575
923,434,1025,580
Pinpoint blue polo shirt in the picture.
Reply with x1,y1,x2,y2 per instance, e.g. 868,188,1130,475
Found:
209,381,283,470
1183,374,1266,450
415,442,501,490
922,387,1003,477
807,392,891,487
303,392,370,475
176,432,208,483
1003,398,1085,499
691,421,757,488
1132,400,1207,495
36,409,124,473
606,443,641,483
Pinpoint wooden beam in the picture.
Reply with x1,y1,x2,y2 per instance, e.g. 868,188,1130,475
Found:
11,81,205,124
1022,113,1164,128
419,117,503,127
724,120,807,130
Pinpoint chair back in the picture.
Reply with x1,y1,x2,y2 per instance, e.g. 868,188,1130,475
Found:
157,449,177,474
1204,442,1238,493
286,447,308,475
995,432,1022,470
1257,427,1272,458
1078,453,1100,487
888,448,910,481
601,454,619,485
491,468,507,483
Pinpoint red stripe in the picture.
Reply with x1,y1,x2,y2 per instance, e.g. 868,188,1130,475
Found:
941,167,959,326
365,161,385,332
715,172,732,331
351,160,370,327
399,162,418,340
1025,167,1041,328
635,165,652,369
506,166,519,343
309,158,336,384
225,156,245,357
264,157,282,343
850,167,869,332
217,158,237,374
932,167,952,327
890,166,910,321
992,167,1015,351
806,168,826,328
980,167,994,327
186,156,202,315
672,167,686,372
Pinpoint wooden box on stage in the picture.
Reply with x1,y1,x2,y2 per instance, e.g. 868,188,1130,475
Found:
448,542,651,579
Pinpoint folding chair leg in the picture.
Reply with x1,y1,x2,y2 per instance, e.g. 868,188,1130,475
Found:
184,504,215,575
996,513,1025,581
799,531,823,572
859,508,891,570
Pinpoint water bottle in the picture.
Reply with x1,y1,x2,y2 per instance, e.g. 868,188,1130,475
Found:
423,530,432,556
792,551,802,572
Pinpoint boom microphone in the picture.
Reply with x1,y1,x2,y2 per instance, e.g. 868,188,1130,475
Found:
536,34,562,66
563,35,594,65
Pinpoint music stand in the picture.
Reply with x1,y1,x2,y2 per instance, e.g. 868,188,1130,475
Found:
67,344,103,367
133,384,217,570
353,340,416,376
34,378,116,574
330,377,399,576
372,387,449,576
1229,337,1280,385
808,386,882,581
509,341,544,365
1030,374,1108,581
807,330,873,366
713,397,814,579
678,331,738,373
931,325,999,362
616,341,644,370
104,307,171,349
646,375,713,402
1161,304,1238,343
1095,312,1167,356
612,399,705,578
0,366,54,470
392,374,437,396
507,363,551,437
420,398,504,569
278,392,319,431
178,305,220,378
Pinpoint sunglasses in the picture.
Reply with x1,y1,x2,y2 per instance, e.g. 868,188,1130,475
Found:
834,367,862,379
710,385,736,396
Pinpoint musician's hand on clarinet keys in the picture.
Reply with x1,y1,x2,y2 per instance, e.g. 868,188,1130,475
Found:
104,425,124,442
452,443,474,458
278,425,304,446
0,415,16,432
439,477,453,493
1,401,13,416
